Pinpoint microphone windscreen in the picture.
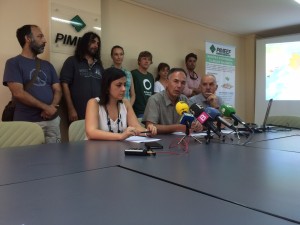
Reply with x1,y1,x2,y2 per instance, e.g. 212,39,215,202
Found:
175,101,189,116
189,103,205,117
204,107,221,119
179,113,195,124
197,111,210,124
220,104,236,117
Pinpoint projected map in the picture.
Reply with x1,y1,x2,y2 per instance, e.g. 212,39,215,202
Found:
266,42,300,100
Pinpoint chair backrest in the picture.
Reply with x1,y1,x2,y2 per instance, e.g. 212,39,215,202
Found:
138,117,145,128
68,119,86,142
0,121,45,148
267,116,300,129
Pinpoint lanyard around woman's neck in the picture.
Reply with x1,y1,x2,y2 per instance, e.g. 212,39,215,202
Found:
104,102,123,133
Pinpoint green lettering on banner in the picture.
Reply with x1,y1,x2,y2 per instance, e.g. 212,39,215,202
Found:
206,54,235,66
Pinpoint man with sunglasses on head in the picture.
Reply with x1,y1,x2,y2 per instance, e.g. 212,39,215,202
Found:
183,53,202,98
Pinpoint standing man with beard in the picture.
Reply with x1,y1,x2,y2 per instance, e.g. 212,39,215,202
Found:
60,32,104,122
3,24,62,143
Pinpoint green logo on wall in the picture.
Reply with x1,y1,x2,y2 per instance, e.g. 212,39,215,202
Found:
210,45,216,53
70,15,86,32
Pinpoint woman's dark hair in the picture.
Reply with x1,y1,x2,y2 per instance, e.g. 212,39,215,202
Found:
155,62,170,81
75,32,102,65
16,24,37,48
99,67,126,105
111,45,124,56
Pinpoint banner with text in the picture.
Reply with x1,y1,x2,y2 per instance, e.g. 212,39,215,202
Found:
205,42,236,106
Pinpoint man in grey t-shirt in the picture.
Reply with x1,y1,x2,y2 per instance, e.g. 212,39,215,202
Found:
143,68,202,134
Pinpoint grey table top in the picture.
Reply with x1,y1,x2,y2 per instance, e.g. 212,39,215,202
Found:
0,131,300,224
0,167,296,225
120,133,300,223
246,135,300,152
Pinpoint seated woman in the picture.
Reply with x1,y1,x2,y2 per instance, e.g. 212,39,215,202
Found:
86,67,156,140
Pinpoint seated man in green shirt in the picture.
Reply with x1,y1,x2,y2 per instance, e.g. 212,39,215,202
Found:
143,68,203,134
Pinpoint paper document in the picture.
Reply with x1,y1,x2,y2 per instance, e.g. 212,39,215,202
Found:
125,136,161,143
172,129,235,136
172,132,208,137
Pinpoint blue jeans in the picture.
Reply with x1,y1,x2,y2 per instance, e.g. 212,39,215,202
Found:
36,116,61,143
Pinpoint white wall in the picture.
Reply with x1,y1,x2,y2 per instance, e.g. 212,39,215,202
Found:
50,0,101,74
0,0,256,124
101,0,255,121
0,0,49,115
102,0,244,75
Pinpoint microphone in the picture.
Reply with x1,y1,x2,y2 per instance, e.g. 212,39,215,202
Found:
204,107,237,132
220,105,252,131
189,103,221,137
179,113,195,125
175,101,195,125
175,101,189,115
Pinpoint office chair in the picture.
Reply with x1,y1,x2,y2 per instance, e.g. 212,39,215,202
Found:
138,117,145,128
68,119,86,142
0,121,45,148
267,116,300,129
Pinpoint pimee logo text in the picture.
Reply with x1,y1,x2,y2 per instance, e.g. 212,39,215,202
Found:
216,47,231,56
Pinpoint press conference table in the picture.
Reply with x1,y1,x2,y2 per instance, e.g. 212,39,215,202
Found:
0,130,300,225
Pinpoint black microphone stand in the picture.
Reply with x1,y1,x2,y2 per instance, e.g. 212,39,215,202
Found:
204,121,223,144
169,121,202,152
217,120,221,132
204,127,213,144
232,119,242,138
178,121,202,145
233,119,239,127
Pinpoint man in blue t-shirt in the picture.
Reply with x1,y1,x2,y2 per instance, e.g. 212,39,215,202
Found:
3,24,62,143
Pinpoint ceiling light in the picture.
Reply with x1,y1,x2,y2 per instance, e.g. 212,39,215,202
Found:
51,17,82,26
294,0,300,4
93,27,101,31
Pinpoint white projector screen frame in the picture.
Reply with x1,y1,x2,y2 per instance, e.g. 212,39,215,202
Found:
255,33,300,125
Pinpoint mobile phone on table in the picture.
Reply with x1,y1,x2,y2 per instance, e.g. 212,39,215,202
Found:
124,148,156,156
145,141,163,150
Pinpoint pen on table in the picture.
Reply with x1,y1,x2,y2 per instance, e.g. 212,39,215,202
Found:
140,131,151,134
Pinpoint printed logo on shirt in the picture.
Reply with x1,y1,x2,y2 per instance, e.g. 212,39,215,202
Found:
143,79,152,91
79,68,102,79
31,68,47,87
144,91,152,97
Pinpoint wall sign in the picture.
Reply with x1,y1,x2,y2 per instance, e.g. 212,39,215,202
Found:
51,3,101,55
